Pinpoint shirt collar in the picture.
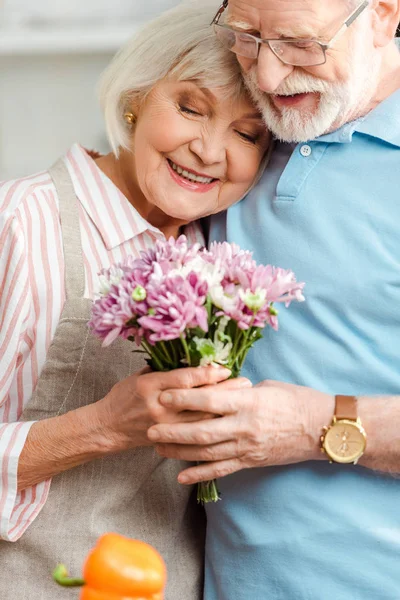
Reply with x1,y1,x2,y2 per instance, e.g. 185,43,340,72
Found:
315,88,400,148
64,143,162,250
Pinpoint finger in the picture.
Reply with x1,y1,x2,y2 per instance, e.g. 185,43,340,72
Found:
137,366,152,375
156,440,238,462
159,386,241,414
168,411,216,424
148,415,236,445
177,458,244,485
209,377,252,391
151,366,231,391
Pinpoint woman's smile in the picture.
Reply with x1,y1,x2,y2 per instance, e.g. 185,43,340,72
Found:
166,157,220,193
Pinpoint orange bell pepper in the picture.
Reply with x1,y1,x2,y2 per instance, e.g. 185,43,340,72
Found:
53,533,166,600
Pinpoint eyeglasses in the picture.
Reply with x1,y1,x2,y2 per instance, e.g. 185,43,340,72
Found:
211,0,369,67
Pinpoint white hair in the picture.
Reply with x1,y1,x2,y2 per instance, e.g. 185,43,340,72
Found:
99,0,247,156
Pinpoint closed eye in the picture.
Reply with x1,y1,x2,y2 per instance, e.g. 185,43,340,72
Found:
236,130,258,144
179,104,202,116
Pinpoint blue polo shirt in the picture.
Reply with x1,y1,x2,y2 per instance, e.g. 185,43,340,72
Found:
206,89,400,600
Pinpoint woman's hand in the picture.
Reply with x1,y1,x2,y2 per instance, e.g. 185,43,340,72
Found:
18,366,250,492
92,366,250,452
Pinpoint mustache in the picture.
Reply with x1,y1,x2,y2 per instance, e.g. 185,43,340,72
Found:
246,67,331,97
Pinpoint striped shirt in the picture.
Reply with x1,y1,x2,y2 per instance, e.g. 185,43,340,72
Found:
0,143,204,542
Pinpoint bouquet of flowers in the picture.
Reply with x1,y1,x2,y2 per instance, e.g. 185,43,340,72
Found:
89,236,305,503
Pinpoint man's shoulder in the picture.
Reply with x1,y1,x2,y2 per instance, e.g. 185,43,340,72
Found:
0,170,54,217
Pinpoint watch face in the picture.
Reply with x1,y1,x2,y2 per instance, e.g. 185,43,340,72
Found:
324,420,366,464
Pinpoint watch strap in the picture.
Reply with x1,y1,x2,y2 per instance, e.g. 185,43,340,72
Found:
335,394,357,421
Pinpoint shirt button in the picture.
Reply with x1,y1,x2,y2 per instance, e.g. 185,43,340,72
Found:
300,144,312,157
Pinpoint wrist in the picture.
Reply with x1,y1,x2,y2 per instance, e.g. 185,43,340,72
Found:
305,390,335,462
67,403,116,457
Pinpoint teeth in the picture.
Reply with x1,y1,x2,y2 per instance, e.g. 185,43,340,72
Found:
169,160,214,184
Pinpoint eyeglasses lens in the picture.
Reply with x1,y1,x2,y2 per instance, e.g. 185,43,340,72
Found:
216,26,326,66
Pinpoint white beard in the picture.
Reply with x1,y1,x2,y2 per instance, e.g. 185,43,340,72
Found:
244,29,381,142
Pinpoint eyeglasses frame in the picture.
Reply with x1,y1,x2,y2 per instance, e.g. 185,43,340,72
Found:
211,0,370,67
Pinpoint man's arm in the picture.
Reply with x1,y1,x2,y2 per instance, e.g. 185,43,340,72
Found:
147,381,400,484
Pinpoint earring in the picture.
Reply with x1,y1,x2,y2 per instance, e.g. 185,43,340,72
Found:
124,112,136,125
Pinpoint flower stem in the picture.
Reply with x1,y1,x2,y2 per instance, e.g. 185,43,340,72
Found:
197,479,221,504
141,341,166,371
180,334,191,366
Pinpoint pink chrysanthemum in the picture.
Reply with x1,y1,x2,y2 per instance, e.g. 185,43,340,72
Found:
139,272,208,344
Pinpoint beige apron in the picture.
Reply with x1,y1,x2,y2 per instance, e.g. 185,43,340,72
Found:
1,159,205,600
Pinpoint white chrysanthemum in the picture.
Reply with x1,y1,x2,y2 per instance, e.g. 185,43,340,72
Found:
239,288,268,312
194,316,232,367
96,266,124,297
170,256,224,289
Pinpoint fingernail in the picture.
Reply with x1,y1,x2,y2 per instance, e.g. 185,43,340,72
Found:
161,392,173,406
148,429,160,441
216,366,231,374
239,378,252,387
178,474,189,484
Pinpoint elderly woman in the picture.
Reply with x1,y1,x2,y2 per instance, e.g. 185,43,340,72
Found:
0,1,269,598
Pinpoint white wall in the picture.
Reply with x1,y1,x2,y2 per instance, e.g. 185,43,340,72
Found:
0,1,181,180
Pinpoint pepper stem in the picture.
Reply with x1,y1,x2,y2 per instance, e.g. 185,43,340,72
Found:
53,564,85,587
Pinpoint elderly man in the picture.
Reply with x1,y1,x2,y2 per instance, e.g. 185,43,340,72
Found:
148,1,400,598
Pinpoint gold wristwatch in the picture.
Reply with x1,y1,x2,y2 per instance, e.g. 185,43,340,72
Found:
320,395,367,464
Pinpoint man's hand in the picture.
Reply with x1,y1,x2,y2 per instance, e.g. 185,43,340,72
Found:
17,366,250,492
94,366,251,452
148,380,334,485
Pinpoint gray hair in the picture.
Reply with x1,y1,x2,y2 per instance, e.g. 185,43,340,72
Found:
99,0,247,156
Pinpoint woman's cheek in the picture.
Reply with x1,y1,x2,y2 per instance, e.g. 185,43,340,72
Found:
229,150,261,186
145,113,198,152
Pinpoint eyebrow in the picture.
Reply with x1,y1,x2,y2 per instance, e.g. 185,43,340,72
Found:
241,112,264,120
274,25,322,39
199,87,218,102
225,16,255,31
226,16,323,40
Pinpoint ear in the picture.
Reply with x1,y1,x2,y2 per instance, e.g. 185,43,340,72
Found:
371,0,400,46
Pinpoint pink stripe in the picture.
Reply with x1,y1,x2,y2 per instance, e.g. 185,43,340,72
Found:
86,158,127,249
120,194,140,237
0,175,52,212
7,486,31,533
0,214,13,260
0,248,25,330
35,194,53,352
46,190,65,307
0,278,29,388
23,330,34,352
126,238,141,257
13,488,26,512
8,484,36,538
25,208,40,391
2,394,11,422
79,205,103,279
83,254,94,298
9,480,50,540
0,423,24,518
67,152,112,248
0,179,28,213
16,360,25,421
0,221,18,299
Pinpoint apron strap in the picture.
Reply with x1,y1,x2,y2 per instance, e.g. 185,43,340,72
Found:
49,158,85,300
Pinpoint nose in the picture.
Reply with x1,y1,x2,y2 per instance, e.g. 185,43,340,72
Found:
255,45,294,93
189,128,227,167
